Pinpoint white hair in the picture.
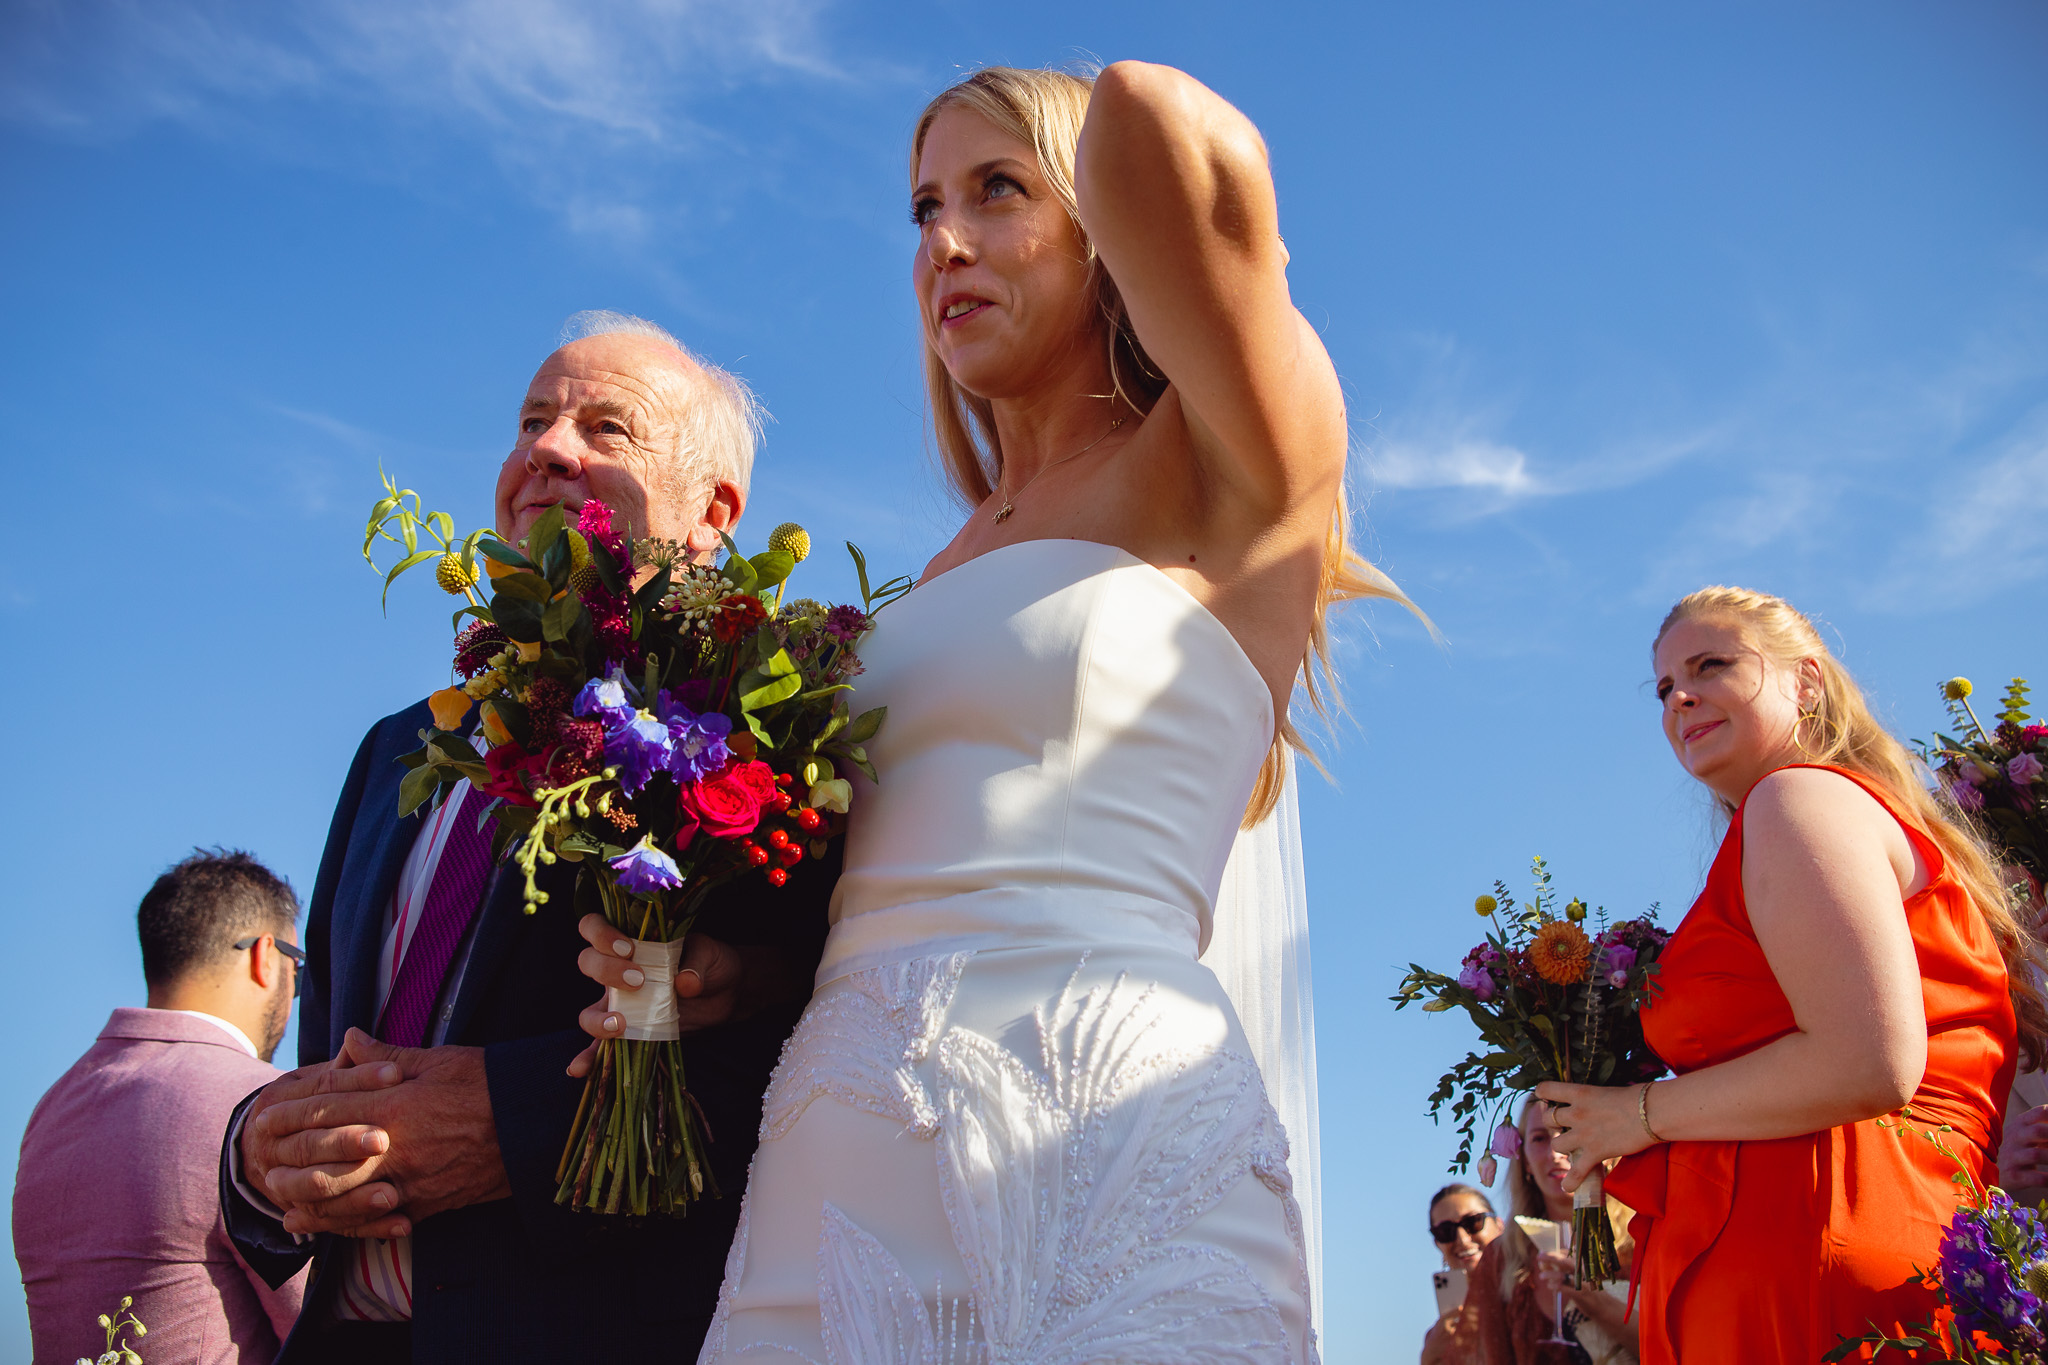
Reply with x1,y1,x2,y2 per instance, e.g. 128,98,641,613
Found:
556,309,765,496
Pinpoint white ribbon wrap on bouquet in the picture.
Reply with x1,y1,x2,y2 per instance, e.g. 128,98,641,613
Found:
608,937,687,1041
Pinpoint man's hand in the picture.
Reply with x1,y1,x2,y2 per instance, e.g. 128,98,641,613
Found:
240,1056,406,1236
567,916,767,1077
261,1029,511,1236
2002,1104,2048,1189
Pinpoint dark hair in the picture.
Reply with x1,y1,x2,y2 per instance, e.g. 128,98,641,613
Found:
137,848,298,988
1427,1183,1494,1218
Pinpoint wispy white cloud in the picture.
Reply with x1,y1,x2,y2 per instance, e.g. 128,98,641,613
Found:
2,0,865,241
1885,405,2048,609
1369,434,1539,497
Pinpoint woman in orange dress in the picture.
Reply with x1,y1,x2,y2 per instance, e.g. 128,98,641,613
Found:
1535,586,2045,1364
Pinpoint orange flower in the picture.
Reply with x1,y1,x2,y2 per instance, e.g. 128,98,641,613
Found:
1528,920,1593,985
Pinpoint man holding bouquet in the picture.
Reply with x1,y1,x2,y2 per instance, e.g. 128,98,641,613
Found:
218,312,834,1364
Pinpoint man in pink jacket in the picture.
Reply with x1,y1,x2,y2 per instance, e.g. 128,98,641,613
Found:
14,850,309,1362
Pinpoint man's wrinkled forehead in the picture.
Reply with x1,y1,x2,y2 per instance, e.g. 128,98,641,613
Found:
523,336,699,420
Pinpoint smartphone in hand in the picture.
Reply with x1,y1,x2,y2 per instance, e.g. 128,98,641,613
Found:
1432,1267,1468,1318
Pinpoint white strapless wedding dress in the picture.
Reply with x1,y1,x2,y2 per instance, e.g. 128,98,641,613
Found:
700,539,1319,1365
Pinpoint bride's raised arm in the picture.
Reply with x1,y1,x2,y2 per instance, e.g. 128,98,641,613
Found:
1075,61,1348,520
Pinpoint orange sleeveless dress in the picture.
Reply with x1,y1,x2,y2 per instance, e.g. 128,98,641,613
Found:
1605,764,2018,1364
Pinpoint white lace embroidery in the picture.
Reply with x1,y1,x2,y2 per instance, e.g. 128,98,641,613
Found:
760,952,972,1139
703,953,1315,1365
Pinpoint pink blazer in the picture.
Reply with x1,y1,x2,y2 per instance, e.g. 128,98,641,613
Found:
13,1008,308,1363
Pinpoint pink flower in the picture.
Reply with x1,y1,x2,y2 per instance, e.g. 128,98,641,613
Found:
2010,753,2045,784
678,759,777,838
1477,1156,1498,1187
1488,1121,1522,1161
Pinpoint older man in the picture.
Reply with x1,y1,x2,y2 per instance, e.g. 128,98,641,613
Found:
219,313,833,1364
16,850,307,1363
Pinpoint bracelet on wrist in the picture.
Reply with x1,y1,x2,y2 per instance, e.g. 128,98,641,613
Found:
1638,1080,1666,1143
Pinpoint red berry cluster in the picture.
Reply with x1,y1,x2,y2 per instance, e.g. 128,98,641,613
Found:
736,772,819,888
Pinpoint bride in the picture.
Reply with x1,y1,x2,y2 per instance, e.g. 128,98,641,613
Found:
578,61,1402,1363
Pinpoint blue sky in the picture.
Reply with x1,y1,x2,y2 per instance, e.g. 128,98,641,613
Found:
3,0,2045,1357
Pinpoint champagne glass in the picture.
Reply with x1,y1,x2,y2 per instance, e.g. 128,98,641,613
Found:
1539,1217,1573,1346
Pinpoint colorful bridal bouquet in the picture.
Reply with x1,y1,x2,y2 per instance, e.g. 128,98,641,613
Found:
1392,857,1671,1283
1825,1112,2048,1364
363,473,910,1216
1923,676,2047,905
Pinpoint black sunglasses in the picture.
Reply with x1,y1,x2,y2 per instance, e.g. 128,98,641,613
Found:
234,935,306,997
1430,1211,1495,1244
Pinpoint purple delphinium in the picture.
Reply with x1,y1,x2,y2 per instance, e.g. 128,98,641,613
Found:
609,836,685,894
1938,1194,2048,1348
605,711,674,796
575,666,637,727
656,690,733,783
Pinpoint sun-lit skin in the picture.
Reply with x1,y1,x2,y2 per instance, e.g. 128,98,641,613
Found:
911,108,1101,408
1429,1189,1500,1274
1653,615,1822,807
494,332,742,555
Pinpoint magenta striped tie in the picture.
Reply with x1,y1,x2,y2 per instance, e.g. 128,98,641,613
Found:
379,784,496,1048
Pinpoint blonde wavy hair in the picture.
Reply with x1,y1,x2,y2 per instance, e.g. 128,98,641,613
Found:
910,66,1417,825
1657,585,2048,1066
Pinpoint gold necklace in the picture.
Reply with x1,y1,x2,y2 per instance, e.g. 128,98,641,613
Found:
991,418,1125,523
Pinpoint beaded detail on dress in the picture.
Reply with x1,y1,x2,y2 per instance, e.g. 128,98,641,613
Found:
703,953,1312,1365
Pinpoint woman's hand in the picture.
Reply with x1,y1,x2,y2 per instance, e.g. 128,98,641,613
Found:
1532,1080,1654,1193
564,914,751,1077
2001,1104,2048,1188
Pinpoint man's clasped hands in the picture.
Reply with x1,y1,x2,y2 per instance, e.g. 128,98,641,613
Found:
237,923,756,1239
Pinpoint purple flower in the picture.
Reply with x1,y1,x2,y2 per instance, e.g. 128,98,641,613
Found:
1457,944,1502,1001
1601,942,1638,988
1487,1121,1522,1161
1937,1194,2048,1347
824,604,870,643
575,666,637,727
2011,753,2045,785
604,711,673,795
1950,775,1988,813
609,836,685,894
656,690,734,783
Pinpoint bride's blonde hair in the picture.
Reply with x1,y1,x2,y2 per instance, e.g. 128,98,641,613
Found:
1658,585,2047,1066
910,66,1417,825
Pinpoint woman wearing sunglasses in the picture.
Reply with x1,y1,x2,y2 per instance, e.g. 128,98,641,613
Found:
1421,1184,1498,1365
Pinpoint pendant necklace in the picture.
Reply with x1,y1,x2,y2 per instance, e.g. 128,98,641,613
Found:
991,417,1126,523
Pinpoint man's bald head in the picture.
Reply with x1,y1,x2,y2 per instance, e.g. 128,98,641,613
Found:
496,313,763,550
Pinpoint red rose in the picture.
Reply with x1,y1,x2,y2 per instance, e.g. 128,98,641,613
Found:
678,759,776,838
481,743,541,807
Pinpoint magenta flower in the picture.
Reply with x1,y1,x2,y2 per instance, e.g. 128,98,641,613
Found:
1456,958,1496,1001
1488,1121,1522,1161
1601,941,1638,988
2010,753,2044,784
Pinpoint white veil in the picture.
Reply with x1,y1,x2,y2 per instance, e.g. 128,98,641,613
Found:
1202,753,1322,1338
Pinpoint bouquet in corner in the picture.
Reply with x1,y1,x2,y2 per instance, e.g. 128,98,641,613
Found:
1825,1110,2048,1364
1392,856,1671,1283
1922,676,2046,906
363,471,910,1216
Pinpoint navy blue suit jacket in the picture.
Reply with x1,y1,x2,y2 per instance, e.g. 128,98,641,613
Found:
221,699,833,1362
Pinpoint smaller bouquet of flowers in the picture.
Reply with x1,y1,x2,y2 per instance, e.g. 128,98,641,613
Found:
1825,1111,2048,1364
1922,676,2046,906
1392,857,1671,1283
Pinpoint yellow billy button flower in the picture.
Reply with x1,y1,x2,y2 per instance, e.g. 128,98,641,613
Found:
768,522,811,563
1944,677,1974,701
429,687,473,731
1475,894,1498,917
808,778,852,814
435,552,479,596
